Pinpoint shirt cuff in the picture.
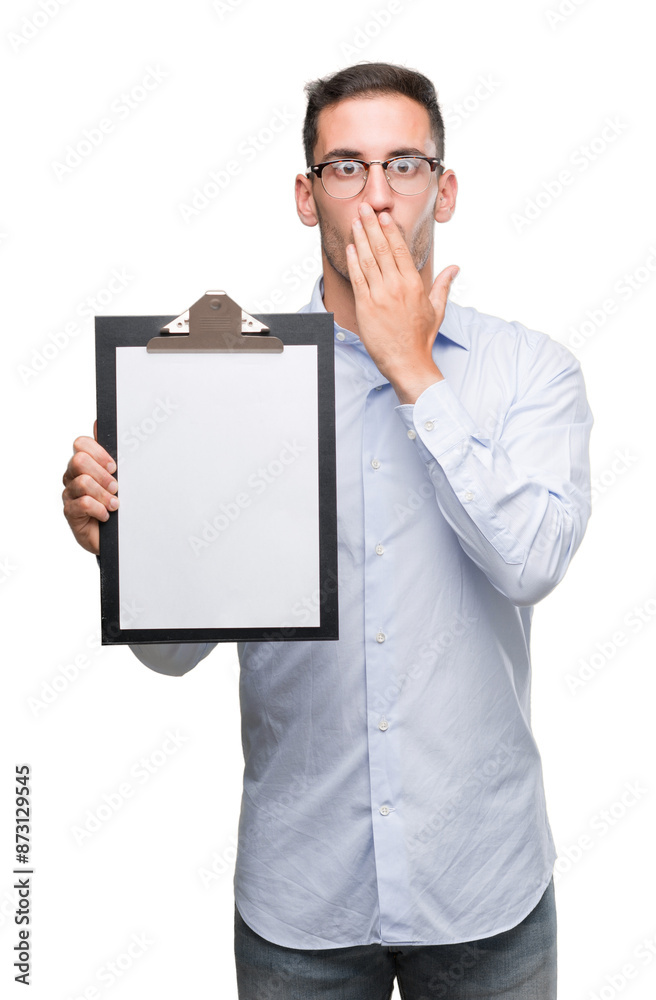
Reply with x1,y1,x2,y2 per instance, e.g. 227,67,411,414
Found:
395,379,478,466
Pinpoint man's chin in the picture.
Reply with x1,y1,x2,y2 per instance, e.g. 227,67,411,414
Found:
322,249,352,285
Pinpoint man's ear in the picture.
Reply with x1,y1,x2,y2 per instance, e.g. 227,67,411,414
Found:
295,173,319,228
434,169,458,223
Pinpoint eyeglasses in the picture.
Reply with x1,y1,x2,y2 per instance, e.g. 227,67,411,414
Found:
306,156,443,199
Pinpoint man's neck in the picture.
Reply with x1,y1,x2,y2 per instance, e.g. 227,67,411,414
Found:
320,249,435,334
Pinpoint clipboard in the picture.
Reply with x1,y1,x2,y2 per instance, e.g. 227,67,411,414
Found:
95,291,338,645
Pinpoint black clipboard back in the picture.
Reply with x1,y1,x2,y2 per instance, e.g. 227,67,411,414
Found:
96,292,337,645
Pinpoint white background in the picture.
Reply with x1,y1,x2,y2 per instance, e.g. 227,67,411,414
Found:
2,1,655,998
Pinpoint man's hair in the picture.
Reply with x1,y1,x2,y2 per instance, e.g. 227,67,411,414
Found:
302,62,445,167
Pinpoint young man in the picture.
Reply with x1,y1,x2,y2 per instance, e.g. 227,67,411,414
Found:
63,63,592,998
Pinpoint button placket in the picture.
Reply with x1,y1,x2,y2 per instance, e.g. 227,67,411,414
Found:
362,385,407,932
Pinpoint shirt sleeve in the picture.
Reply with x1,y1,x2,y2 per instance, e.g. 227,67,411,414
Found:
128,643,217,676
94,555,217,674
394,336,592,607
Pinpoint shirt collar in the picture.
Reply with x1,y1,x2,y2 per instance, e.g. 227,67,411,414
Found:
304,274,470,351
307,276,360,344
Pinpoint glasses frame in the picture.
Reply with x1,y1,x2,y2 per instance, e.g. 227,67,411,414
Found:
306,155,444,198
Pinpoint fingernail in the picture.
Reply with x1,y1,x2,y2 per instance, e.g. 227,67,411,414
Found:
108,480,118,494
106,461,116,474
109,497,119,510
359,204,372,215
380,212,391,225
353,218,363,229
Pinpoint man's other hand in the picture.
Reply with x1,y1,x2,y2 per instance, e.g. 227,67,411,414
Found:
62,421,119,554
346,203,459,404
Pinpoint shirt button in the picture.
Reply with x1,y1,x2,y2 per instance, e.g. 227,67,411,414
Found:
376,631,386,644
371,458,381,470
407,429,416,440
375,385,383,390
424,420,434,431
378,718,389,731
336,331,346,341
379,805,391,816
375,543,384,556
464,490,474,502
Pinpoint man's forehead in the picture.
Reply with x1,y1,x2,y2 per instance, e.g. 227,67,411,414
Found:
315,93,436,159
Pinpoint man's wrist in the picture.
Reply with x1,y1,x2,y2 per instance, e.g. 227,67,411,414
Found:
390,364,444,405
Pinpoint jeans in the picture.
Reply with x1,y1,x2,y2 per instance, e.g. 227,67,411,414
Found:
234,877,556,999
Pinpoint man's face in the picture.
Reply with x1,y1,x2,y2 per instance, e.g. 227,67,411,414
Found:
307,93,440,282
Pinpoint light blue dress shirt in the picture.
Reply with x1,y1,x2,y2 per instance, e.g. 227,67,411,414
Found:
131,274,592,949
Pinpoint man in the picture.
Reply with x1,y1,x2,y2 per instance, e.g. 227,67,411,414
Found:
63,62,592,998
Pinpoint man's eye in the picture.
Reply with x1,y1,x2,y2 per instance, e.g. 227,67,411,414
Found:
389,158,420,175
333,161,364,178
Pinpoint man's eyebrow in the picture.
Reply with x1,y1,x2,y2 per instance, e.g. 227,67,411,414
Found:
320,146,430,161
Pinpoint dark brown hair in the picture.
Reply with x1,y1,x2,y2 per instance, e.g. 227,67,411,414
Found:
302,62,445,166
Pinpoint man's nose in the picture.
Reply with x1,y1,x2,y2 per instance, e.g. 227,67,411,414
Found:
361,163,394,212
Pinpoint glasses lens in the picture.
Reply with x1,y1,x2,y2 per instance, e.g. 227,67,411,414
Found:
321,160,367,198
319,158,434,198
386,157,432,194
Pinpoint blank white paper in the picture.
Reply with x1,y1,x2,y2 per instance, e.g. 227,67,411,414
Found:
115,345,321,631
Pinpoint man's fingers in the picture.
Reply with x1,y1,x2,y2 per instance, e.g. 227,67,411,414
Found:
62,425,115,555
377,212,420,278
428,265,460,320
346,241,369,297
63,449,118,493
350,216,384,289
63,472,119,512
73,433,116,473
63,493,112,526
354,205,400,281
62,497,102,554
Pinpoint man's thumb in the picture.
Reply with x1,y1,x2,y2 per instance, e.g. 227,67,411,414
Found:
429,265,460,314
